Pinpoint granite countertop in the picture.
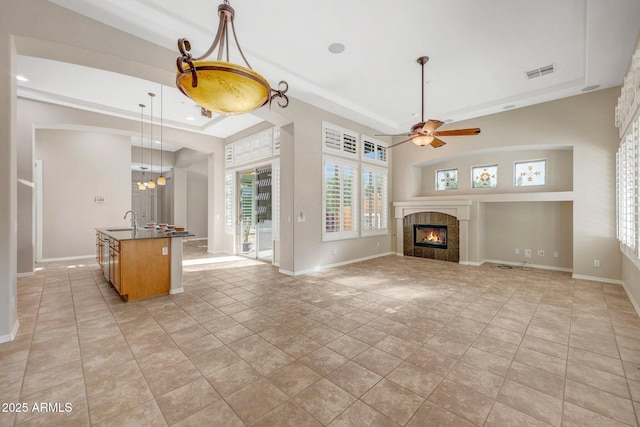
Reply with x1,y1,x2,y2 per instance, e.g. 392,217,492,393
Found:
97,227,193,241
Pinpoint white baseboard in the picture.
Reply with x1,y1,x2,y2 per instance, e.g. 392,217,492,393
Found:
170,287,184,295
621,281,640,317
279,252,395,276
0,320,20,344
17,271,34,278
482,259,573,273
39,254,95,263
572,274,623,285
460,261,483,266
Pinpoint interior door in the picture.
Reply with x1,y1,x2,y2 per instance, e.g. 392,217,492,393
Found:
255,167,272,261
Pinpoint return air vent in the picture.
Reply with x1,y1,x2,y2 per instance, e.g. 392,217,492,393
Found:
525,64,555,79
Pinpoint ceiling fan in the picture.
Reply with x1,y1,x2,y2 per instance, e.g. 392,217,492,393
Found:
377,56,480,149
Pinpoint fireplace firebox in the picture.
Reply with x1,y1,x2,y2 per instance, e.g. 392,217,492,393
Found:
413,224,448,249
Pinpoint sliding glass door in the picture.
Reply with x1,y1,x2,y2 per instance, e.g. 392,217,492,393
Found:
237,166,272,261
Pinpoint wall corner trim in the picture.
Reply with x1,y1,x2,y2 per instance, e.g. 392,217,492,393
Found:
0,320,20,344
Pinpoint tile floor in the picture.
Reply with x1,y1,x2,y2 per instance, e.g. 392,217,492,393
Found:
1,241,640,426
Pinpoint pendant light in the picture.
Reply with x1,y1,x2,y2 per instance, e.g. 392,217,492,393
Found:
138,103,147,191
147,92,156,189
176,0,289,115
157,85,166,186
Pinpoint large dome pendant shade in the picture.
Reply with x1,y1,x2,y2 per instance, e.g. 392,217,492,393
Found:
176,1,289,115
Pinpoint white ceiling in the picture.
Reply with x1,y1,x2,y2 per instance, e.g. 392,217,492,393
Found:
18,0,640,146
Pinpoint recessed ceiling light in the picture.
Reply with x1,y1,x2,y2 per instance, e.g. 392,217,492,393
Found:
503,104,516,110
328,43,345,54
154,140,161,144
16,75,28,82
581,84,600,92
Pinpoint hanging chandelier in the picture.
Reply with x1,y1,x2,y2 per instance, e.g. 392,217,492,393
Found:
176,0,289,115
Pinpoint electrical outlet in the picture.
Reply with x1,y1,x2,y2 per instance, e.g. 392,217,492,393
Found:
593,259,600,267
554,251,559,258
515,248,520,254
524,249,532,258
376,242,380,248
537,250,544,257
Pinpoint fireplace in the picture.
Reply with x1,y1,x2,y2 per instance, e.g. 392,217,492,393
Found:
414,224,448,249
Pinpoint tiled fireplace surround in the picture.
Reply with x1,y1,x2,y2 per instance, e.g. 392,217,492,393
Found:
394,201,471,264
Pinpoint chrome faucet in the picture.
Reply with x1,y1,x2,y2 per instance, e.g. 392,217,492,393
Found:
124,210,138,233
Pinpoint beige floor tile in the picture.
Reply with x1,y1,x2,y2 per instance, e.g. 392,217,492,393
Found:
189,345,240,375
325,335,369,359
497,379,563,426
255,400,322,427
406,401,475,427
362,378,424,425
353,347,402,376
226,378,289,425
205,360,261,397
506,361,565,399
146,360,203,397
428,378,493,426
294,378,357,424
566,361,630,398
136,345,188,376
299,347,349,376
513,347,566,377
562,401,631,427
276,335,322,358
327,361,382,397
485,401,552,427
459,346,511,377
564,379,637,426
447,361,504,398
266,362,322,397
387,361,443,399
95,400,167,427
21,359,84,396
520,335,568,360
374,335,419,359
84,358,143,397
329,400,399,427
156,377,220,425
244,345,295,375
172,398,244,427
227,333,271,358
88,378,154,424
16,378,88,425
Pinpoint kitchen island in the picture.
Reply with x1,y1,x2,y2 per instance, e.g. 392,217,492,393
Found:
96,227,190,301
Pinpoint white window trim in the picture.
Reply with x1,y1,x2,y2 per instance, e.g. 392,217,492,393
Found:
322,156,359,241
322,121,359,160
361,164,389,237
361,135,389,166
514,158,547,187
471,163,499,189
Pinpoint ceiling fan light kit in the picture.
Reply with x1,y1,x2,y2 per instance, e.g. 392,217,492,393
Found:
379,56,481,149
175,0,289,115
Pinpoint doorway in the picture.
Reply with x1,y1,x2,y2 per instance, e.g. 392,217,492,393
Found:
237,166,272,261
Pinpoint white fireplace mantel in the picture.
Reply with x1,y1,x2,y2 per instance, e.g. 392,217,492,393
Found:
393,200,472,264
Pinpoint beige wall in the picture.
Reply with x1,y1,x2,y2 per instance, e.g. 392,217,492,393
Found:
482,201,573,268
187,159,208,239
36,129,132,259
392,88,620,281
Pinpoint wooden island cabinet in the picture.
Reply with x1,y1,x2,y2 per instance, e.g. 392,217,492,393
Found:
96,227,188,301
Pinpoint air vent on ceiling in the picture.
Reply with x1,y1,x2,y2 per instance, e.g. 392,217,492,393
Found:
525,64,555,79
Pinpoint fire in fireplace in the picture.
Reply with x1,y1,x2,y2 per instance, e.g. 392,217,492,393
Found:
414,224,448,249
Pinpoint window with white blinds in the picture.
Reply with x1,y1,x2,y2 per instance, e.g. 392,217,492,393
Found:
362,166,388,236
323,157,358,241
361,135,388,165
322,122,359,159
224,172,234,233
617,117,639,251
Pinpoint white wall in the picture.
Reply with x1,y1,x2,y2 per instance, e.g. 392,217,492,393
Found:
36,129,132,259
187,159,208,238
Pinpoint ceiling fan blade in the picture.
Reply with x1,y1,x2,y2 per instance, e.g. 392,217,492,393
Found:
430,138,447,148
387,137,413,149
422,119,445,133
434,128,481,137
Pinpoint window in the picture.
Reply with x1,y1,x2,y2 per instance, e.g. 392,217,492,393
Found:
617,118,639,251
224,172,234,233
322,122,359,159
323,157,358,241
362,166,388,235
472,164,498,188
515,159,546,186
361,135,388,165
436,169,458,190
